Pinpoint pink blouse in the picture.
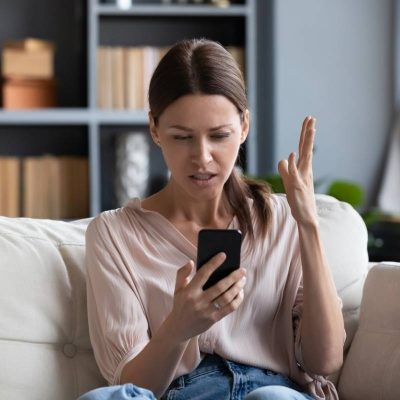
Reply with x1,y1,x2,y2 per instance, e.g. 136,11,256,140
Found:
85,194,340,399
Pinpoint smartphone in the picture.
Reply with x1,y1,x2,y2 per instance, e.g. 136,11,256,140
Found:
196,229,242,290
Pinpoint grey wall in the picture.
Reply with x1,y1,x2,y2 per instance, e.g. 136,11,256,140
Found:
273,0,394,208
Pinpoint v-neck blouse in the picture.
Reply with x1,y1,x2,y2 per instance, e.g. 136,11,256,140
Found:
85,194,339,399
127,197,237,251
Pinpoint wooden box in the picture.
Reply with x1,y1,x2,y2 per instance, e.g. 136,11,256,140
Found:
2,38,54,79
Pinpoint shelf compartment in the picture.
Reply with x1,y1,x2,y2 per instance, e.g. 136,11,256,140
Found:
99,16,245,48
0,0,87,108
99,124,167,211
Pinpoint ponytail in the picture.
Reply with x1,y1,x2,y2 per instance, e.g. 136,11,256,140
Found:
224,169,272,244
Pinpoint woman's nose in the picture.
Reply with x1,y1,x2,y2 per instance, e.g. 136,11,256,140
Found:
191,139,213,166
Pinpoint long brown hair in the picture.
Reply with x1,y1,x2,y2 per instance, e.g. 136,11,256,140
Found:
148,38,272,242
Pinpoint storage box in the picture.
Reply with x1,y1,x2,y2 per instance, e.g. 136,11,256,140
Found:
3,77,57,109
2,38,55,79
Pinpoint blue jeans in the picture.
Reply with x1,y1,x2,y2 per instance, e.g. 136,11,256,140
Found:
78,354,314,400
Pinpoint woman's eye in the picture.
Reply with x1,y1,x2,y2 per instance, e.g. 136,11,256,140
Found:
173,135,191,140
212,133,230,140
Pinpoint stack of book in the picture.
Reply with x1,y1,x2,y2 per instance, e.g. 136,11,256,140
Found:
0,155,89,219
97,45,244,110
1,38,57,109
97,46,169,110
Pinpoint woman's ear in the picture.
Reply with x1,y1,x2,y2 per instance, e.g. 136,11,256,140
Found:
240,109,250,144
148,111,161,147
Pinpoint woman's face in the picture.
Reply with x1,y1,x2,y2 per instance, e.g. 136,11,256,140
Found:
149,94,249,201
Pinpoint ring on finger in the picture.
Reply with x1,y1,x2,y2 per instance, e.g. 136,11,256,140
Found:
213,300,221,310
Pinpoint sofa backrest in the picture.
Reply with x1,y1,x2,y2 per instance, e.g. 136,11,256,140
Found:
0,195,369,399
0,216,106,400
309,195,369,351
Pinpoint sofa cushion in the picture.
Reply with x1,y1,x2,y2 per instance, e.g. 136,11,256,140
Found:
0,216,106,400
338,262,400,400
314,194,369,351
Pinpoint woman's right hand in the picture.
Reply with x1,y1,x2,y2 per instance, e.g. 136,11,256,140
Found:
164,253,247,343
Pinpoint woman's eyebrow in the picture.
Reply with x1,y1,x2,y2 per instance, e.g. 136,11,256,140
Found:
167,124,233,131
209,124,233,131
167,125,193,131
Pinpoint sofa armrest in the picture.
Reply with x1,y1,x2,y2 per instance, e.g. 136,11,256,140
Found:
338,262,400,400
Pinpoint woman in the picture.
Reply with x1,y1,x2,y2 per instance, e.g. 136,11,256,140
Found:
79,38,345,400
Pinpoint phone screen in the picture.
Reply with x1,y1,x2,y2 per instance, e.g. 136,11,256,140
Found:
196,229,242,290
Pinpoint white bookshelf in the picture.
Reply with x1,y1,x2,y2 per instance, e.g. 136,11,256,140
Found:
0,0,273,217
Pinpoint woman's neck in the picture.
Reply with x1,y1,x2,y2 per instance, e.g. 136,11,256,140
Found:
142,183,233,229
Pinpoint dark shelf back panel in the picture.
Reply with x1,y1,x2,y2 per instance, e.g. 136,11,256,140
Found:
0,0,87,108
0,126,88,157
99,16,245,47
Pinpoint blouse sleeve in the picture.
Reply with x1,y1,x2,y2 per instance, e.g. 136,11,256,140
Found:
85,214,150,385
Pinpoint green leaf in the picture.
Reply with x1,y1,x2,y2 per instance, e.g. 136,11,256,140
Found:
257,174,285,194
326,180,364,208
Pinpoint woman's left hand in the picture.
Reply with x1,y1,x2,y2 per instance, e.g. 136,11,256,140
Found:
278,116,318,226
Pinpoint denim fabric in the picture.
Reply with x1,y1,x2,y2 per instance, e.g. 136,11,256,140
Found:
244,386,315,400
78,384,156,400
78,354,314,400
162,354,314,400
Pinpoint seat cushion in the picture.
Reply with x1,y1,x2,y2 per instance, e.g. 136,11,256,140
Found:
0,216,106,400
338,262,400,400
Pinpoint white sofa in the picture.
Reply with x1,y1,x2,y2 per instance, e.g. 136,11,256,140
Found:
0,194,399,400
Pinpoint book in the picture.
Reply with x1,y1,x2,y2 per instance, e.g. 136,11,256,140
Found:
23,157,41,218
142,46,159,110
126,47,144,110
97,47,107,109
112,47,125,109
22,155,89,219
104,47,114,108
0,156,21,217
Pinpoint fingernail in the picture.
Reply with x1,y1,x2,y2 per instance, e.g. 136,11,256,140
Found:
241,276,247,285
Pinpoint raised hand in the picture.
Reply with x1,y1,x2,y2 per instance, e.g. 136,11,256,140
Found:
277,116,318,226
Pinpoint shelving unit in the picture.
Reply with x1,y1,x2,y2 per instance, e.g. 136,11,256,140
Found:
0,0,273,218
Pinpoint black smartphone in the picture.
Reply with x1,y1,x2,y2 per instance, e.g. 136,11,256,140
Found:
196,229,242,290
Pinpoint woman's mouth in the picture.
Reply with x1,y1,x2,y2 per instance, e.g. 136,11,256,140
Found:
189,173,217,186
